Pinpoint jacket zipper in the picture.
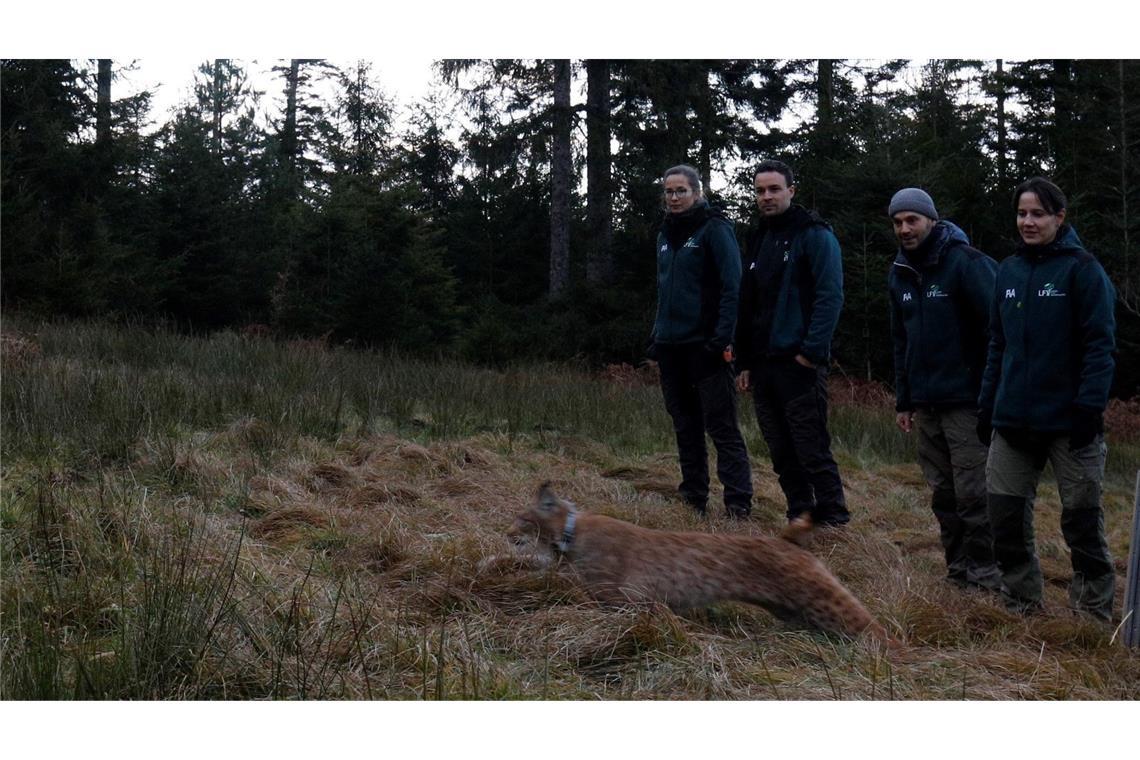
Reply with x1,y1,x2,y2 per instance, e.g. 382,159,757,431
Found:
1020,259,1036,427
894,261,925,403
667,244,678,339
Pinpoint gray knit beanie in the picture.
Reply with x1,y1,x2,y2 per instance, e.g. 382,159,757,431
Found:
888,188,938,220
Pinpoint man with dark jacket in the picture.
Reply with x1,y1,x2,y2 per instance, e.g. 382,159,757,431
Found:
735,160,848,527
651,164,753,518
887,188,1000,590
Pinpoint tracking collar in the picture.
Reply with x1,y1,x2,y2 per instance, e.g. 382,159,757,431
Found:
555,505,578,554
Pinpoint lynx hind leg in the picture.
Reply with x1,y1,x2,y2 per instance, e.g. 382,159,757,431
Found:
780,514,814,547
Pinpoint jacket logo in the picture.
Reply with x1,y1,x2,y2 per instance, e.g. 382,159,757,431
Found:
783,252,790,262
902,292,913,302
1004,288,1016,298
926,284,948,298
1037,282,1067,298
660,244,668,253
749,261,756,270
683,238,698,249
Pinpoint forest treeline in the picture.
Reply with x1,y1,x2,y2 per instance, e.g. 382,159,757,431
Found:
2,59,1138,396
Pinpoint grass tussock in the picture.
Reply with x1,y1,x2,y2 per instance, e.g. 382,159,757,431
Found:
2,317,1138,700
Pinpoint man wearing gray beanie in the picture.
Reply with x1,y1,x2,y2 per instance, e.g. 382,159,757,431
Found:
888,187,939,222
887,188,1001,591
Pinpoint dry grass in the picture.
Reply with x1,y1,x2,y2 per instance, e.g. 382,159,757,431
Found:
3,320,1137,700
96,432,1140,697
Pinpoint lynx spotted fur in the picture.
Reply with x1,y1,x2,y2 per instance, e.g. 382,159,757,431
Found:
507,484,893,647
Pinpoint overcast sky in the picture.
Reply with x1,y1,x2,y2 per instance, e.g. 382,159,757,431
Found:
117,57,442,129
5,0,1128,121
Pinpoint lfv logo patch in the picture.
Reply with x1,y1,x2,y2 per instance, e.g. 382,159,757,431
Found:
1037,282,1067,297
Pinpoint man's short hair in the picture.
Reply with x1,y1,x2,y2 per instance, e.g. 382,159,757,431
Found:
1013,177,1067,215
754,159,795,188
663,164,703,197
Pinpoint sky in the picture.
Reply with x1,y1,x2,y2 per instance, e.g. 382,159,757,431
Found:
116,57,442,132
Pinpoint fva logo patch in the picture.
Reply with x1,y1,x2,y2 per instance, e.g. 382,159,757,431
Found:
902,292,913,302
1005,289,1016,298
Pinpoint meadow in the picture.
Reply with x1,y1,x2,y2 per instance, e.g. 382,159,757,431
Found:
2,318,1137,699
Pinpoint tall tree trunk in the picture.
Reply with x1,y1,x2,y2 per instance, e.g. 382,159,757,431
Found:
697,68,713,194
817,59,834,144
1053,59,1074,187
281,60,300,176
212,59,225,155
995,59,1007,190
549,59,572,297
96,59,112,144
96,59,112,180
585,59,613,285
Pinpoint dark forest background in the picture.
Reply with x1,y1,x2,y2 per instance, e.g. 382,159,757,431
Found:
3,59,1138,397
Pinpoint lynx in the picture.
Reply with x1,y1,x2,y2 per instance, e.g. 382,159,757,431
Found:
507,484,893,648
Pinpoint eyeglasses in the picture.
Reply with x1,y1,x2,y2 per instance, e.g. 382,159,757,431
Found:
664,188,692,198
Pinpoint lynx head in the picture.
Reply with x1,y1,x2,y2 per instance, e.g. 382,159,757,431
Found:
507,483,576,550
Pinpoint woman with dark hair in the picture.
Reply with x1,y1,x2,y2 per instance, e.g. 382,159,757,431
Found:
978,177,1117,620
650,164,753,518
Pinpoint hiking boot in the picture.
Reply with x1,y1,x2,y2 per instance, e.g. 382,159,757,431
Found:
1071,607,1113,624
966,565,1002,594
725,501,752,520
1002,595,1044,616
812,509,850,528
946,573,969,590
685,498,708,517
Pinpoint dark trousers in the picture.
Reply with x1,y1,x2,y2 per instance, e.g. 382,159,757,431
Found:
657,344,753,513
986,430,1114,619
915,407,1000,589
751,359,848,523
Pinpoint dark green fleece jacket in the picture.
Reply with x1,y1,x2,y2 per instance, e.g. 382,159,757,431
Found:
889,221,996,411
735,205,844,369
978,225,1116,432
651,201,742,350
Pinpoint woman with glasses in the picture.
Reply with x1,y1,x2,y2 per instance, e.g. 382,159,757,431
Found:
650,164,753,519
978,176,1117,620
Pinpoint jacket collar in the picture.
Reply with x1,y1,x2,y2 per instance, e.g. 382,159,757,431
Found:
662,200,716,249
892,220,969,270
1016,223,1085,259
756,203,817,235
